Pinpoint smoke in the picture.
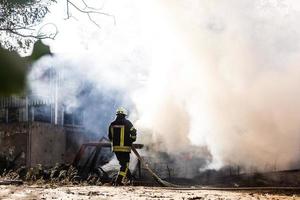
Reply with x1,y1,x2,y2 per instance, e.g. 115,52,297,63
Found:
29,49,146,135
28,0,300,173
133,0,300,171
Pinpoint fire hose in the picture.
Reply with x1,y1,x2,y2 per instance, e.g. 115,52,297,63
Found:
131,146,178,187
130,149,300,191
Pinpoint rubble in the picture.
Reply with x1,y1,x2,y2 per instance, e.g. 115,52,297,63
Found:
0,180,23,185
0,163,108,186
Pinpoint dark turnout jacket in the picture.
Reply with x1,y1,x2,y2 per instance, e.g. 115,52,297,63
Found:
108,116,137,152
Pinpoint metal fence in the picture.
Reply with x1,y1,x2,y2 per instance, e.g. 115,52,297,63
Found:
0,96,54,108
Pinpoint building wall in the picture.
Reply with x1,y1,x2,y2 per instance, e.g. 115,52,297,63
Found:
0,122,68,167
28,123,66,167
0,123,28,167
0,121,91,168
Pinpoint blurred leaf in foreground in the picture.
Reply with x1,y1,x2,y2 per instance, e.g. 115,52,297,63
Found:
0,47,27,95
29,40,52,62
0,40,52,95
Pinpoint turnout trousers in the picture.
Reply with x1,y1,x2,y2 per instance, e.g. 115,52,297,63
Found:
115,152,131,185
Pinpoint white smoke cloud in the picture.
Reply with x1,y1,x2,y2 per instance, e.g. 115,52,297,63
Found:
29,0,300,172
133,0,300,171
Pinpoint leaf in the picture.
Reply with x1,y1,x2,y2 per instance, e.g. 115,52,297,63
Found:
29,39,52,61
0,39,52,95
0,46,27,95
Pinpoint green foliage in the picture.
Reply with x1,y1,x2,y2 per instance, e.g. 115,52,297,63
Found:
0,0,36,6
29,39,52,61
0,1,57,95
0,40,51,95
0,47,27,95
0,0,55,52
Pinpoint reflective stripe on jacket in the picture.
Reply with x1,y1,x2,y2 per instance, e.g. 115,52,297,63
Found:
108,116,137,152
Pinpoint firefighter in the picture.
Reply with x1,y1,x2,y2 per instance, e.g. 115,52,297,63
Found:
108,107,137,186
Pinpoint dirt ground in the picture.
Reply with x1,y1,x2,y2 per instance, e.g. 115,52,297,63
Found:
0,185,299,200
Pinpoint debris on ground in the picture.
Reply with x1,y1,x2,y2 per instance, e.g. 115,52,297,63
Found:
0,163,107,186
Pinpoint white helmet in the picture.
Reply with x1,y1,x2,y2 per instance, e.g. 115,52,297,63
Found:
116,107,128,116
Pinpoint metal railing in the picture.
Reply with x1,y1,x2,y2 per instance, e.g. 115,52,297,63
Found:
0,95,54,108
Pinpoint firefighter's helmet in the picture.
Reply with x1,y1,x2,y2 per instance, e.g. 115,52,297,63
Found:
116,107,128,116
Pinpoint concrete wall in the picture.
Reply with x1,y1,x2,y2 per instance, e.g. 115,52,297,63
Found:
0,122,67,167
28,123,66,167
0,122,89,167
0,123,28,166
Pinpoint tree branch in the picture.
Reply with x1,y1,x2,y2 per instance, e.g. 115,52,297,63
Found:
0,23,58,40
37,23,59,39
81,0,106,11
3,29,53,39
87,13,101,29
0,0,113,51
66,0,116,28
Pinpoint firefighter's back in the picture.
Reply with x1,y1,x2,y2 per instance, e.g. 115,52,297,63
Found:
109,117,136,152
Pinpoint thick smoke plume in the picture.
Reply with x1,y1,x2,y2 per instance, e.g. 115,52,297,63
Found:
30,0,300,173
132,0,300,171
